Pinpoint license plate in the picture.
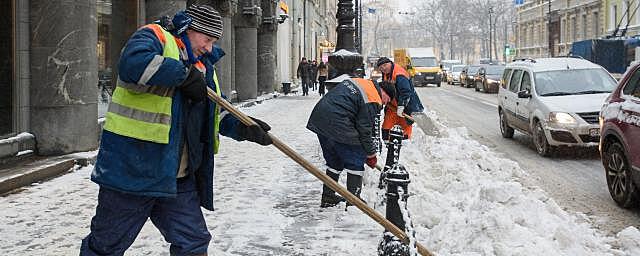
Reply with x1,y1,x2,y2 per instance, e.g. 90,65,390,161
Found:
589,128,600,137
425,76,434,79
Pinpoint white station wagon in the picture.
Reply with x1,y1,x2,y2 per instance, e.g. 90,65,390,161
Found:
497,57,618,156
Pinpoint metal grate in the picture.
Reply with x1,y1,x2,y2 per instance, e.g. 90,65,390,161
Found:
576,112,599,124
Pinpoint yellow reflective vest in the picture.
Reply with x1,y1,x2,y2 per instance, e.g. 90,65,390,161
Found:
104,24,221,153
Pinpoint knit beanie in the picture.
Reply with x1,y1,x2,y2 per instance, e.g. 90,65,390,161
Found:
186,4,223,39
376,57,393,67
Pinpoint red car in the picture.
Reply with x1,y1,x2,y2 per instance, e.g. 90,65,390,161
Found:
600,64,640,208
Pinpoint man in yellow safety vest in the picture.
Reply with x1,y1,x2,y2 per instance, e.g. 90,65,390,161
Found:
81,5,271,255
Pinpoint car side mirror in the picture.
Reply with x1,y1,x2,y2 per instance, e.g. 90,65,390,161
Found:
440,64,443,69
517,90,531,98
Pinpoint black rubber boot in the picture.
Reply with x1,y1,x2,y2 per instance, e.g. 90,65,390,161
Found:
346,173,366,208
321,170,344,208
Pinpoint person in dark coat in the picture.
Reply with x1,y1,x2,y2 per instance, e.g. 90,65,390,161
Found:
317,61,328,96
297,57,311,96
310,60,319,91
307,74,393,207
376,57,424,140
81,5,272,255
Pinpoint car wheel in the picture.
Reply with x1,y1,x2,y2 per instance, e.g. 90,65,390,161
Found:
533,121,553,156
475,82,480,91
483,83,488,93
499,110,514,138
604,141,638,208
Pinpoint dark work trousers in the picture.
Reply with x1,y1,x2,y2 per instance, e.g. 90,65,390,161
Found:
318,76,327,96
80,174,211,256
302,77,311,96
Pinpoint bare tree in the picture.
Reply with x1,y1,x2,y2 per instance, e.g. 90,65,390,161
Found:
407,0,516,63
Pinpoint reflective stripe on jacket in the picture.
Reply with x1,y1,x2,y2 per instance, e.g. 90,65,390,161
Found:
104,24,183,144
382,63,424,114
307,77,382,155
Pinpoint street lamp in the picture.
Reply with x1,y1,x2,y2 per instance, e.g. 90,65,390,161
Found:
448,33,457,60
488,7,494,63
328,0,363,78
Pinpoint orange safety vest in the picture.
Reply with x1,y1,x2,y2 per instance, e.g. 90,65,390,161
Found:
382,64,413,139
351,78,382,106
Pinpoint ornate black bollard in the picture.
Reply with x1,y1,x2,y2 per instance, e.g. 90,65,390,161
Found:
377,125,416,256
378,164,414,256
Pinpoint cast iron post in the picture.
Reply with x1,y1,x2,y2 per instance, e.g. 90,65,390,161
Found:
328,0,363,78
378,125,415,256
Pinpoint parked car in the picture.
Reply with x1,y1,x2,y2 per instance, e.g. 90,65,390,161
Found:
600,62,640,207
498,57,617,156
370,69,382,81
474,65,505,93
441,59,462,83
447,65,465,85
461,65,481,88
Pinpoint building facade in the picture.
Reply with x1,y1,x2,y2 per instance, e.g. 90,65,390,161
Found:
0,0,337,160
515,0,604,58
277,0,338,85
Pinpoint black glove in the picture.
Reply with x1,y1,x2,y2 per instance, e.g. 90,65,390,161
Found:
179,67,207,102
237,117,272,146
405,116,415,125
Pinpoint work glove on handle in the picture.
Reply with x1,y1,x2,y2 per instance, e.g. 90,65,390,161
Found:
366,154,377,169
405,115,414,125
179,67,207,102
237,117,272,146
396,106,405,117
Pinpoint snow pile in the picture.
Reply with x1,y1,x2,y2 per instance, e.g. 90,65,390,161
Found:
332,49,360,56
1,94,640,255
398,113,640,255
0,132,34,144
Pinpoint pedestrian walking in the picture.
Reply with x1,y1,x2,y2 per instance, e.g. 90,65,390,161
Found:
310,60,319,91
376,57,424,140
297,57,311,96
307,74,393,208
317,61,328,96
81,5,272,255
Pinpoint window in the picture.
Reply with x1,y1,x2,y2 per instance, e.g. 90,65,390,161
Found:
521,72,532,92
610,4,618,30
97,0,112,118
582,14,587,39
571,16,577,41
594,12,599,36
536,69,617,96
501,68,512,89
509,70,523,92
623,68,640,97
0,0,13,137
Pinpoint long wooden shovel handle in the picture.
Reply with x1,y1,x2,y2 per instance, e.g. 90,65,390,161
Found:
206,88,433,256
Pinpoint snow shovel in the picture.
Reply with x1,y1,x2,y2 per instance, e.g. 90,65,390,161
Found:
206,88,434,256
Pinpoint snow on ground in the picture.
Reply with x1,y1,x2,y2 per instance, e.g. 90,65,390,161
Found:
1,92,640,255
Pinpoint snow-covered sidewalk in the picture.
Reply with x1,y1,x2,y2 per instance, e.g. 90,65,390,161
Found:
1,93,640,255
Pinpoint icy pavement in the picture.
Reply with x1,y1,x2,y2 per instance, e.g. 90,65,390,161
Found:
2,93,640,255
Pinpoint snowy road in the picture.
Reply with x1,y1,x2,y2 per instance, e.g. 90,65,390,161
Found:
415,84,640,235
2,91,640,255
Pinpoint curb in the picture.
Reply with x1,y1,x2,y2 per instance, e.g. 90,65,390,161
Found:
0,153,96,196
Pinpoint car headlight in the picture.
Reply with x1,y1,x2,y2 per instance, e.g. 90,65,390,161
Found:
549,112,576,124
416,72,421,76
487,79,498,84
599,115,604,129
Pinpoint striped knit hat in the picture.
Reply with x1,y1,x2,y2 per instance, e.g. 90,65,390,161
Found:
186,4,223,39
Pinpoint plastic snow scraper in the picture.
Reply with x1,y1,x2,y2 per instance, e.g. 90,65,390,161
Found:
206,88,434,256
